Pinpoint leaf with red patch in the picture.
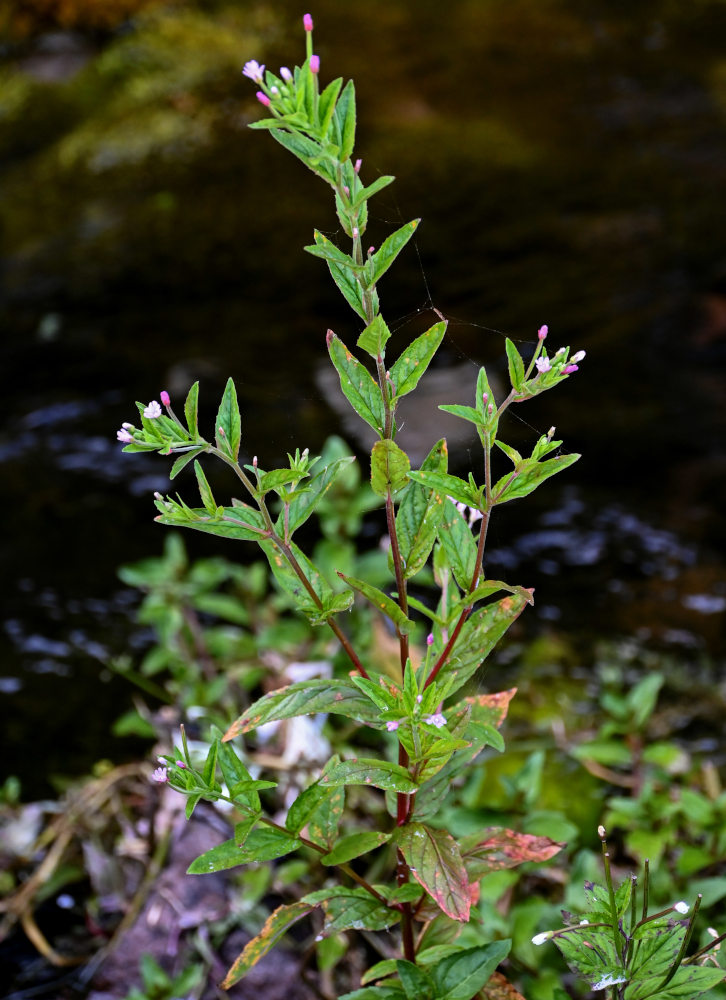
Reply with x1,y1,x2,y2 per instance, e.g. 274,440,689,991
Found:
460,827,564,880
397,822,470,922
221,900,315,988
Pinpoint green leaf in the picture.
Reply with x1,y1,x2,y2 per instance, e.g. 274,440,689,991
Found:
369,220,420,287
327,332,385,434
339,988,405,1000
395,439,448,579
223,677,381,740
334,79,357,161
371,440,411,497
396,960,434,1000
326,259,367,319
280,455,356,535
286,779,336,835
388,321,446,398
437,499,478,592
302,887,397,933
357,315,392,358
194,460,218,514
407,470,478,509
443,591,532,694
321,831,391,865
396,823,471,921
169,447,206,480
339,572,413,634
505,338,526,392
304,231,363,272
269,128,335,183
321,757,418,794
259,538,333,616
430,942,512,1000
215,377,241,461
187,826,301,874
319,76,343,135
308,786,345,850
184,381,199,438
221,901,315,988
234,815,258,847
155,503,266,543
493,453,580,504
625,966,725,999
352,174,395,210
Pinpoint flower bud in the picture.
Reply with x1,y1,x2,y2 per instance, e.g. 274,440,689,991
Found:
673,901,690,915
256,91,271,107
303,13,313,31
354,158,362,173
598,824,606,838
571,350,586,363
563,364,579,374
160,390,170,407
386,720,400,732
280,66,293,82
538,325,548,340
531,932,551,946
426,633,434,646
310,54,320,74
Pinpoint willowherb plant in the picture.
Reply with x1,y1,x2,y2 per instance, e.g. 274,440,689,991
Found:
532,828,725,999
119,13,590,999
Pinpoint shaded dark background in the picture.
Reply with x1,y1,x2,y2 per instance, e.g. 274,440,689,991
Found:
1,0,725,797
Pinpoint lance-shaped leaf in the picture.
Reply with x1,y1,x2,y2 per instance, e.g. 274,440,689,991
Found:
505,338,526,393
396,960,435,1000
368,220,420,287
339,572,413,634
327,332,385,434
155,504,267,543
352,174,395,211
493,453,580,504
371,439,410,497
327,259,367,319
187,826,301,874
357,314,391,358
339,988,406,1000
430,942,512,1000
394,439,447,579
277,454,356,535
260,538,333,616
320,757,418,794
217,738,261,811
268,128,336,184
221,901,315,988
396,822,470,921
437,499,478,592
223,677,381,740
169,447,206,480
407,470,479,509
443,591,532,694
215,377,241,461
388,321,446,398
459,828,564,881
308,785,345,849
319,76,343,135
285,778,336,835
448,580,532,617
333,79,356,162
626,966,725,999
194,460,218,514
304,230,364,272
303,887,397,933
184,381,200,438
321,831,391,865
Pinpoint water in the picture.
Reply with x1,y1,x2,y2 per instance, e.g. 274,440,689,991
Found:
2,0,726,797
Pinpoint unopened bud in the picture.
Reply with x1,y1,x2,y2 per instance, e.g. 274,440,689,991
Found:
563,364,579,374
426,633,434,646
488,403,494,415
280,66,292,82
160,390,170,407
547,426,555,439
218,426,226,437
309,54,320,74
538,325,548,340
571,350,586,363
598,824,606,838
303,13,313,31
154,491,163,500
256,91,271,107
368,246,375,255
354,158,362,173
532,932,551,946
482,393,488,405
673,901,690,915
343,185,350,195
352,226,359,239
253,455,258,468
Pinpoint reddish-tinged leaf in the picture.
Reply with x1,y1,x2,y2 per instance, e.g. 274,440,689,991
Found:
447,689,517,730
481,971,527,1000
460,827,564,880
397,823,470,922
221,901,314,988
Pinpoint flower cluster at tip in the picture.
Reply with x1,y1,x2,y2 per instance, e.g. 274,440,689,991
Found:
243,13,319,111
528,324,586,381
114,389,204,456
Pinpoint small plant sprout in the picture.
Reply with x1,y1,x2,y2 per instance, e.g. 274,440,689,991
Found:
120,12,590,997
533,828,725,998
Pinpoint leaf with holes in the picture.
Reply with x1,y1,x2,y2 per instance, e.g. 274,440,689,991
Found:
396,823,470,921
221,901,315,988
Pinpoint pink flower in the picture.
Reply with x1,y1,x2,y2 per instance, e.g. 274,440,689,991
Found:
386,720,400,732
538,325,548,340
303,13,314,31
144,401,162,419
160,390,170,407
256,91,271,107
424,712,447,729
117,428,133,443
426,633,434,646
175,760,187,769
354,158,362,173
243,60,265,84
563,364,579,374
310,54,320,74
151,766,168,783
535,356,551,373
280,66,293,83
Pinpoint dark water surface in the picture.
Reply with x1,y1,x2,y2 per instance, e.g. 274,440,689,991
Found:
2,0,726,797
